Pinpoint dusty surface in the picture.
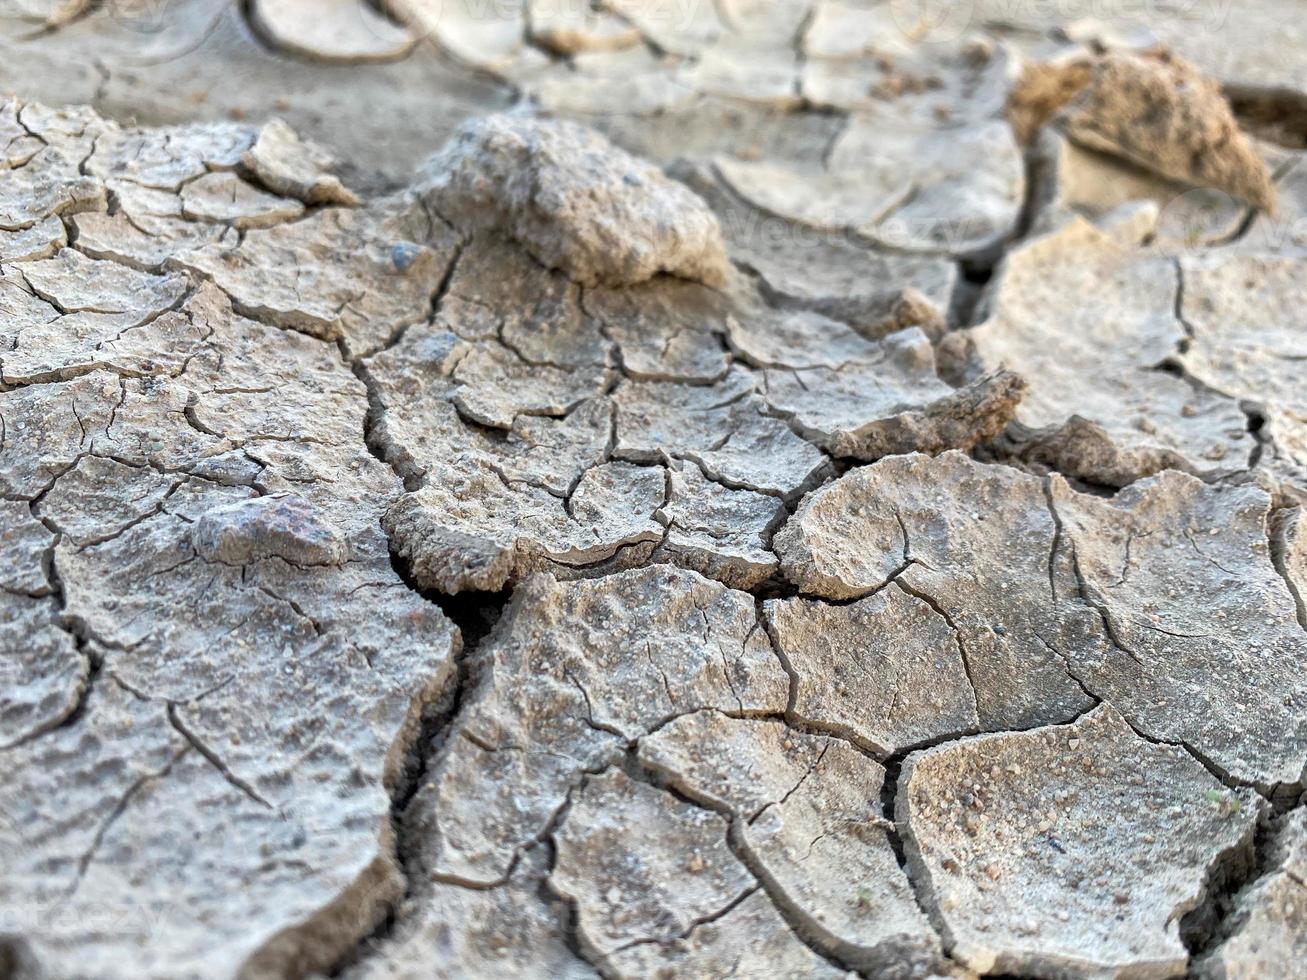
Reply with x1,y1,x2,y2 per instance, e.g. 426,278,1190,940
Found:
1,2,1305,979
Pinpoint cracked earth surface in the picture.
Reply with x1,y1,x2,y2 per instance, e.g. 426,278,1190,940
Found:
1,1,1306,978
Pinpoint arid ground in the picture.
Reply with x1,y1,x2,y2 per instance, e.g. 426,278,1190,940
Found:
1,1,1305,978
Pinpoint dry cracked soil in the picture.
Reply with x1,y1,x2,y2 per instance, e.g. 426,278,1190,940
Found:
1,1,1306,978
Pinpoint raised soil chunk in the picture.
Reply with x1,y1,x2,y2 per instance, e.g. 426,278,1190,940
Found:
898,705,1262,978
189,492,348,566
1055,51,1276,211
947,217,1252,486
417,113,729,287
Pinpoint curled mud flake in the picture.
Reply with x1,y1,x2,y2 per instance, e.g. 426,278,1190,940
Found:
1007,56,1096,146
417,114,730,287
527,0,640,56
749,326,1026,461
1177,252,1307,502
607,888,844,979
0,498,56,596
765,589,980,754
681,160,955,338
550,768,753,960
0,371,122,498
410,566,786,885
0,214,64,262
0,592,87,749
583,274,732,384
343,848,596,980
389,0,540,78
383,459,663,594
639,711,944,973
247,0,417,65
774,452,1097,730
655,464,784,591
36,455,176,548
178,171,305,229
949,217,1252,486
1049,471,1307,790
898,705,1262,979
190,492,348,566
612,369,831,500
1026,129,1250,252
241,118,361,206
1052,51,1277,211
1192,809,1307,978
172,194,458,357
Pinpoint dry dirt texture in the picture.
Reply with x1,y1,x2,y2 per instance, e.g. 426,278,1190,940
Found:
1,2,1305,979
